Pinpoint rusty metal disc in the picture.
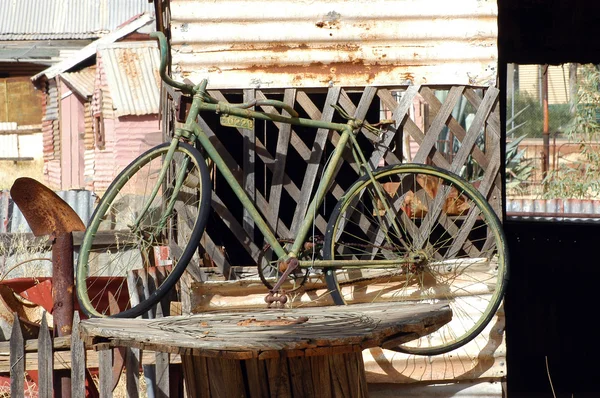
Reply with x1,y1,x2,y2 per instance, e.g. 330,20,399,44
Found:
10,177,85,236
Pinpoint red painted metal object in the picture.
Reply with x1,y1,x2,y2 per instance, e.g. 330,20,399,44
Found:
1,276,130,319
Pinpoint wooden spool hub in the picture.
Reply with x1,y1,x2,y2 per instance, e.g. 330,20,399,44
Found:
79,302,451,398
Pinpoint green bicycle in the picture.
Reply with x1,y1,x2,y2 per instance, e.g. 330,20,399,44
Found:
75,31,508,355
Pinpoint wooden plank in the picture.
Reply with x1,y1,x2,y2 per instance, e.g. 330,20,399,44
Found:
243,89,256,237
38,313,53,398
402,117,451,168
244,358,269,398
78,302,451,360
310,356,332,398
449,87,500,173
412,86,465,165
266,356,292,398
206,357,246,397
10,314,25,398
155,352,170,398
211,191,261,262
70,312,86,398
267,88,296,232
419,86,490,169
98,344,112,398
344,352,368,398
338,88,379,143
125,347,141,398
288,355,315,397
290,86,341,235
373,86,420,168
200,232,234,280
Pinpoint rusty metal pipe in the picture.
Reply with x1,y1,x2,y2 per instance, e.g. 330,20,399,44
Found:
52,231,74,336
52,233,74,398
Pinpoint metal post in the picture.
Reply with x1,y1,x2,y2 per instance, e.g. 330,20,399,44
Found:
52,231,74,398
542,64,550,181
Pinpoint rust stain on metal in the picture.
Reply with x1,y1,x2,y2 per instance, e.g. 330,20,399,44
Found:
241,61,404,85
10,177,85,236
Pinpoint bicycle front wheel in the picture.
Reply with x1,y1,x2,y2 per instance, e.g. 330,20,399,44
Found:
76,141,211,318
323,164,508,355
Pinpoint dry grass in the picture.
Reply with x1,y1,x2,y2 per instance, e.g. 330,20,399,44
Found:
91,370,149,397
0,232,51,280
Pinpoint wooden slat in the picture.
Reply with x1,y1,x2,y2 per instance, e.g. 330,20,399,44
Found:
267,88,296,232
38,313,53,398
70,312,86,398
290,86,341,235
412,86,465,164
419,86,490,169
242,88,256,237
266,356,292,397
211,191,261,263
125,347,141,398
402,117,451,168
372,86,420,168
207,357,246,397
450,87,499,174
155,352,170,398
98,344,112,398
10,314,24,398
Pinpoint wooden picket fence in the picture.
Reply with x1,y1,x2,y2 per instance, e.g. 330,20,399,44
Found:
5,312,182,398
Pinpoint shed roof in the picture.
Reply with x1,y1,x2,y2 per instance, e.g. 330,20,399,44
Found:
98,42,160,117
0,0,154,41
32,13,154,81
61,66,96,99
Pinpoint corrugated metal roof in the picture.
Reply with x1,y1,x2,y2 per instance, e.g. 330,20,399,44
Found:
169,0,498,89
61,66,96,99
0,0,154,41
32,13,154,81
0,189,95,234
98,42,160,117
507,198,600,222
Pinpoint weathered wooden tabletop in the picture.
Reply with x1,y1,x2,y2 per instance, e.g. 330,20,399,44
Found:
79,302,451,360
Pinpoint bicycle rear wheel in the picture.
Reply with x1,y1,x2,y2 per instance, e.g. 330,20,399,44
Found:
323,164,508,355
76,141,211,318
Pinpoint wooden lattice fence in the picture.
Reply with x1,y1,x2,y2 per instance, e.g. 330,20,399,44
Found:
168,84,501,278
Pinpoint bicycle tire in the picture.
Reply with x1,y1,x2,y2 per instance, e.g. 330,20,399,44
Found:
323,163,508,355
76,141,211,318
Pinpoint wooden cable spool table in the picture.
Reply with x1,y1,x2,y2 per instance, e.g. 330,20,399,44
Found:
79,302,451,397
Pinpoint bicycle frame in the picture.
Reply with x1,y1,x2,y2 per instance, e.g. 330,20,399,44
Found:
146,32,413,271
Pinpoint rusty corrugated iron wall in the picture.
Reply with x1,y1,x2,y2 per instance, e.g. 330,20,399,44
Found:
41,79,61,189
169,0,498,89
97,42,161,116
81,43,162,193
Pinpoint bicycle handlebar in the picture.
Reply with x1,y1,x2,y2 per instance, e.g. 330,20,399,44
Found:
150,32,195,95
151,31,299,118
